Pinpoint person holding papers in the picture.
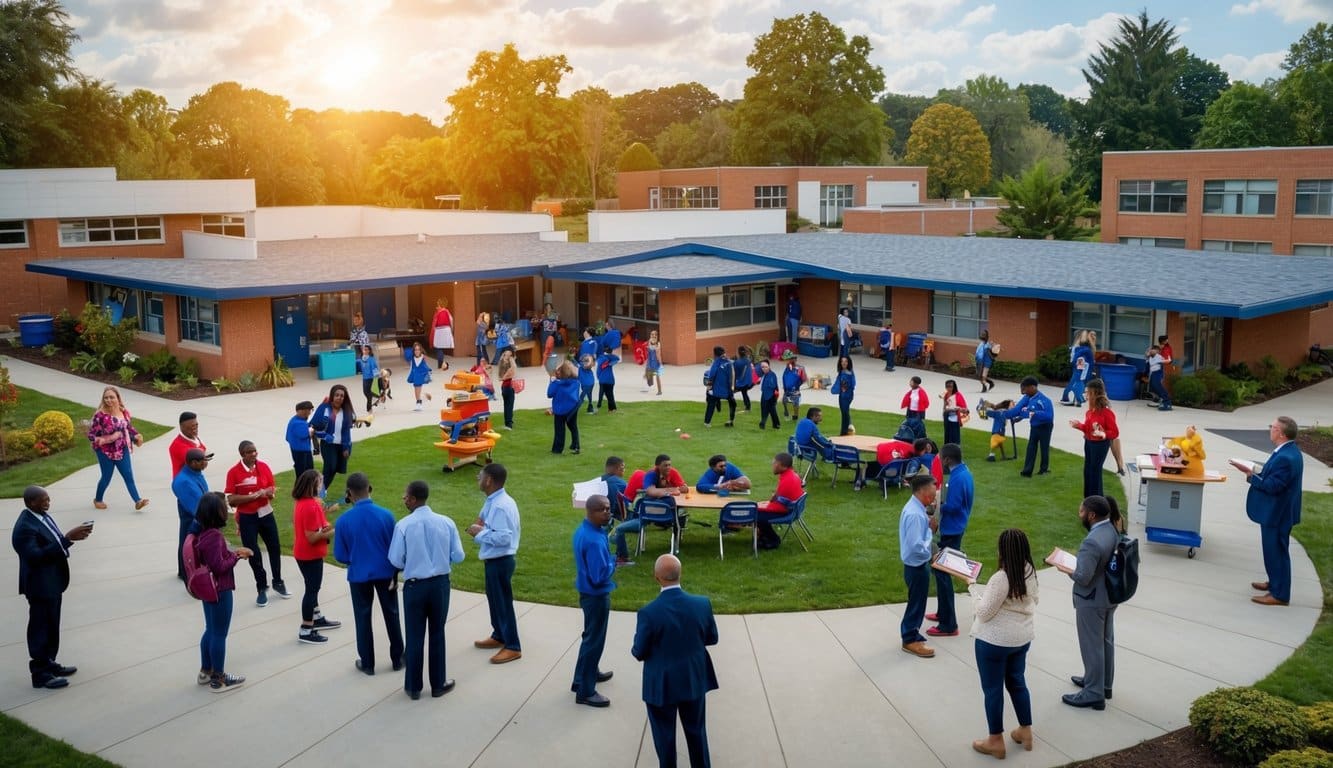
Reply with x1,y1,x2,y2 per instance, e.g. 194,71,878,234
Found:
1230,415,1304,606
968,529,1039,760
927,443,972,638
1051,496,1123,711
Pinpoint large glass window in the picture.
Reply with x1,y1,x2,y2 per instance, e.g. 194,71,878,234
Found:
819,184,855,226
201,214,247,236
840,282,891,327
652,186,719,209
1117,180,1187,213
1071,302,1152,355
930,291,988,339
86,283,165,335
1293,244,1333,257
178,297,220,346
611,285,660,324
1119,237,1186,248
0,219,27,247
1202,240,1273,254
754,185,788,209
1295,179,1333,216
1203,179,1276,215
696,282,777,332
59,216,164,245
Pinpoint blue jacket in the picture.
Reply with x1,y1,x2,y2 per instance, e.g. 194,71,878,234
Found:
787,297,801,322
573,519,616,595
695,462,745,493
312,401,355,453
578,365,594,390
795,417,830,451
361,354,379,381
760,370,778,400
285,414,313,454
1072,344,1094,382
601,328,622,353
632,587,719,707
706,357,733,398
333,498,398,582
1245,441,1304,530
938,462,974,536
782,365,803,394
406,354,432,386
835,370,856,398
548,377,582,416
596,353,619,384
733,358,754,390
172,466,209,520
494,322,513,349
579,337,600,360
1001,391,1053,427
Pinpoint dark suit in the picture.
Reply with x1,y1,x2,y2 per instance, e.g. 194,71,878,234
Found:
13,508,73,683
632,587,720,768
1069,519,1119,703
1246,441,1304,603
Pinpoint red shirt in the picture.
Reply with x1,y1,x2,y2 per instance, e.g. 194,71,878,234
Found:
624,469,647,500
901,387,928,413
169,434,206,477
224,460,275,515
761,469,804,513
876,440,915,465
292,498,329,561
1074,407,1120,442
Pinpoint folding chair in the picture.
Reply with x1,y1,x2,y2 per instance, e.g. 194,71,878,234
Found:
830,444,863,489
635,498,682,556
764,494,813,551
717,501,759,559
872,457,919,499
787,436,822,483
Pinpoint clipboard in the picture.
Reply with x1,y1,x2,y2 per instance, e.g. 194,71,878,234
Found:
932,546,983,584
1045,547,1077,571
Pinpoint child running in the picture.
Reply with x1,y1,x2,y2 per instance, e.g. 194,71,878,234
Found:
642,329,663,395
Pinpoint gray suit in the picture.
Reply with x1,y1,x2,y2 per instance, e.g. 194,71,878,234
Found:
1069,519,1119,702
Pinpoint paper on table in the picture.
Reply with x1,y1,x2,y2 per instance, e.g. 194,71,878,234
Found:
1228,458,1260,474
1045,547,1077,571
932,547,983,583
572,478,608,508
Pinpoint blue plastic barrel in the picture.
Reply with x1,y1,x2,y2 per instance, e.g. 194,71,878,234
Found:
18,314,55,348
1099,363,1137,401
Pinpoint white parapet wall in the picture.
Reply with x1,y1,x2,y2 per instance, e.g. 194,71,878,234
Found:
182,230,259,260
253,206,555,241
588,209,787,242
0,171,255,220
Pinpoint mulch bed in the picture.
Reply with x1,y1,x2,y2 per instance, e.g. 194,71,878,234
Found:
1296,428,1333,467
1069,727,1227,768
4,344,220,401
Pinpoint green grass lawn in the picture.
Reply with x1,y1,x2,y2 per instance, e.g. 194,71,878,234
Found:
554,213,588,242
230,401,1116,614
0,386,170,498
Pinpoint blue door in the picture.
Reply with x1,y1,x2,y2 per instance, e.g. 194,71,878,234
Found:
272,296,310,368
361,288,396,335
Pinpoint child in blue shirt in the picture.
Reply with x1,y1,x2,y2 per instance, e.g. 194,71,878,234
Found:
596,351,620,413
758,359,780,429
359,346,380,412
286,401,315,476
781,359,806,420
578,354,596,413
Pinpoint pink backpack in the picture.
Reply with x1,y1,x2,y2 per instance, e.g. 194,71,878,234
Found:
182,533,219,603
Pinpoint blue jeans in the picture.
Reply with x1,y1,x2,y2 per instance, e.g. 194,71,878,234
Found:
901,562,930,644
402,574,450,694
483,556,521,651
350,578,403,671
1083,439,1112,499
580,384,594,413
1149,370,1171,407
94,450,141,503
574,592,610,697
614,517,644,559
933,533,963,632
975,639,1032,734
1062,375,1087,405
177,507,193,581
787,317,800,344
838,392,853,435
200,589,234,674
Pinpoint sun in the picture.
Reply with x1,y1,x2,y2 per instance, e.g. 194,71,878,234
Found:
318,45,380,91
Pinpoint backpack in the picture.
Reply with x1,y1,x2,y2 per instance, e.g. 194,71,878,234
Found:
1104,534,1140,604
182,533,219,603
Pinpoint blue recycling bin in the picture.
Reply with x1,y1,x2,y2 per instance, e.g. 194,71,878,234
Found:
317,348,356,380
1099,363,1137,401
18,314,55,348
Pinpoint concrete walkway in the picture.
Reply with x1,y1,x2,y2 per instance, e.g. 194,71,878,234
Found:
1,354,1328,767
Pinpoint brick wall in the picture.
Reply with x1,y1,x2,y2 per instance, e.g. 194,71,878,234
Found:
615,166,926,212
1227,308,1315,368
842,207,999,236
658,289,694,365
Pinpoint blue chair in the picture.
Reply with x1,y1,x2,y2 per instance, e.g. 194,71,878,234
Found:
830,444,862,489
871,457,919,499
788,436,822,483
717,501,759,559
635,498,682,556
764,494,813,551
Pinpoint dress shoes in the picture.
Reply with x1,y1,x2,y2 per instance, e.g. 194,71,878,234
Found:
431,680,456,698
971,739,1005,759
355,660,374,676
1251,581,1270,591
32,676,69,690
926,626,959,637
490,648,522,664
925,612,939,622
1061,693,1106,710
576,693,611,708
392,659,404,672
901,641,935,658
1252,593,1289,606
1070,676,1111,699
474,637,504,649
406,689,421,700
1010,726,1034,751
597,670,613,683
49,664,77,677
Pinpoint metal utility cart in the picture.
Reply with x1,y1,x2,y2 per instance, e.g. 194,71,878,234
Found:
1133,452,1226,558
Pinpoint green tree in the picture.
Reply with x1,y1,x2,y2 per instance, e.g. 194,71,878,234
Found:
1012,123,1070,177
653,106,735,169
443,44,578,211
571,86,627,200
618,142,660,172
0,0,79,165
1277,61,1333,145
1175,48,1230,131
367,135,453,208
17,77,131,168
993,161,1097,240
1017,83,1073,136
1282,22,1333,72
904,103,991,199
117,88,195,179
1196,83,1294,148
615,83,720,145
732,11,888,165
878,92,931,158
939,75,1032,183
1070,11,1188,198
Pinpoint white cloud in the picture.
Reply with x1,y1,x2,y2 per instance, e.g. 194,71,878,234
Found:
1217,50,1288,83
863,0,967,29
959,4,996,27
1229,0,1333,22
884,60,949,95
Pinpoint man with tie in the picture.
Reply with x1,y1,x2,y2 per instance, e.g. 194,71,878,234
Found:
13,485,92,690
1231,416,1305,606
632,554,720,767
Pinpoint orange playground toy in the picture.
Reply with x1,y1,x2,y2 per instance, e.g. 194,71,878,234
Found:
435,372,502,471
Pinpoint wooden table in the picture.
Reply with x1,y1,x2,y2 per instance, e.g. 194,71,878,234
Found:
673,493,746,512
830,434,889,453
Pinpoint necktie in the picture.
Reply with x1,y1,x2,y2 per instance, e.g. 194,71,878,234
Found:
39,513,69,556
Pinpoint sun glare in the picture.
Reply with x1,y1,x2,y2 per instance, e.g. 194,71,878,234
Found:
319,45,379,91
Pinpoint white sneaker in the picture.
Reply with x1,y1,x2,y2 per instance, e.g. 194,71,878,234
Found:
414,403,423,412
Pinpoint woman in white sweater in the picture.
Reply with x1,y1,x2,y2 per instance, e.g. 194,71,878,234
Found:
968,528,1039,759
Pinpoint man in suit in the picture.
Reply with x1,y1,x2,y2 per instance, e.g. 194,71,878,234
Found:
632,554,720,767
1054,495,1123,710
13,485,92,689
1232,416,1304,606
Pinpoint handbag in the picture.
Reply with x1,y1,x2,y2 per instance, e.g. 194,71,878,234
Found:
182,533,219,603
511,378,526,393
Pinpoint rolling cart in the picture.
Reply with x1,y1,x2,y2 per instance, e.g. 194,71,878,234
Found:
1133,452,1225,558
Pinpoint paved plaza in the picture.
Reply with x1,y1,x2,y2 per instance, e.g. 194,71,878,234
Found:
2,356,1328,767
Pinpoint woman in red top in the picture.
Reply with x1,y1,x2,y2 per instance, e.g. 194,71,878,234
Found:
291,470,339,645
940,379,968,448
88,386,148,511
430,298,455,370
1068,378,1120,498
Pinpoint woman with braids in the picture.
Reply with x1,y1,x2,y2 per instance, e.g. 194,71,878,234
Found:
311,384,355,495
968,528,1039,759
1068,378,1119,498
1052,495,1123,712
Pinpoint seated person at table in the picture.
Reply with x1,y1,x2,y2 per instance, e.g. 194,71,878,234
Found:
643,454,688,498
794,407,835,461
863,438,916,484
696,454,751,494
602,456,629,520
914,438,944,486
611,465,650,568
757,452,805,550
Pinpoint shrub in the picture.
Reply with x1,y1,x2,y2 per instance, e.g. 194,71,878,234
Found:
1223,361,1256,381
210,377,237,393
1036,345,1072,382
1171,375,1206,407
117,365,138,385
180,356,200,380
69,351,105,373
1192,368,1236,405
1306,702,1333,750
237,371,259,392
1292,363,1327,384
1257,355,1288,395
41,343,57,358
3,428,39,461
53,309,80,351
138,348,180,381
561,198,593,217
77,302,138,368
151,379,178,393
1190,687,1308,766
259,358,294,389
31,411,75,450
990,360,1039,381
180,374,199,389
1259,747,1333,768
1233,379,1264,404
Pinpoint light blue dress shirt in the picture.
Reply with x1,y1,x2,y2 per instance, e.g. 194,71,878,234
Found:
899,495,933,566
475,488,520,560
388,504,465,579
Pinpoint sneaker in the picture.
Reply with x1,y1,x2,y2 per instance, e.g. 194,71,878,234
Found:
502,425,513,430
986,454,997,462
197,670,211,686
312,616,342,631
272,582,292,599
256,589,269,607
299,630,328,645
1158,405,1173,411
209,673,245,692
615,556,635,568
414,403,423,412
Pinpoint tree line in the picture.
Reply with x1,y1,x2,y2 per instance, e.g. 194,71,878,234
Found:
3,2,1330,213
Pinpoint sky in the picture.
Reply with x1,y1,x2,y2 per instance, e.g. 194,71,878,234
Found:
63,0,1332,124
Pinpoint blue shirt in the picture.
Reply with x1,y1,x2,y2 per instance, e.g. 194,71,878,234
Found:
361,354,379,380
579,337,600,360
782,365,803,393
406,354,432,386
494,322,513,348
1001,391,1054,427
285,414,312,454
938,462,974,536
795,417,830,450
578,365,594,389
602,473,629,517
388,504,465,580
333,498,398,582
733,357,754,389
696,462,745,493
835,370,856,398
572,518,616,596
474,488,520,560
172,466,209,519
899,495,933,566
760,370,778,399
596,353,619,384
787,297,801,321
548,377,582,416
706,357,733,397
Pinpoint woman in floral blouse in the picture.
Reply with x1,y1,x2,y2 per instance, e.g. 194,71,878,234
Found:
88,385,148,511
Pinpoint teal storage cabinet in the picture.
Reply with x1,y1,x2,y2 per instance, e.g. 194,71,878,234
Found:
317,348,356,380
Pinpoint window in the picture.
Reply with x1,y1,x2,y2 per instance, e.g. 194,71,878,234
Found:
1202,240,1273,254
1118,237,1186,248
86,284,166,335
0,219,27,247
930,291,988,339
611,285,659,325
652,186,719,209
696,283,777,332
1295,179,1333,216
201,214,246,237
1071,302,1152,355
1117,180,1187,213
1293,244,1333,257
59,216,164,246
1203,179,1276,215
819,184,854,226
754,185,788,209
840,282,891,327
178,297,220,346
